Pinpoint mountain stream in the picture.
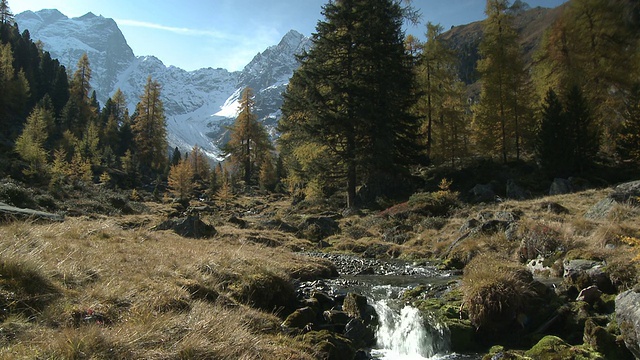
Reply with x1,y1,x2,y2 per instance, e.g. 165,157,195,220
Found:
315,254,480,359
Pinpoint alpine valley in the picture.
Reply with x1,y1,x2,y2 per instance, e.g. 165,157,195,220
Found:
15,9,311,159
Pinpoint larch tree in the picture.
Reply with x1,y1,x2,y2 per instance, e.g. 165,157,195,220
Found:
189,144,210,180
418,22,469,165
61,53,96,137
131,76,168,173
168,158,194,201
279,0,422,208
473,0,533,163
224,87,272,187
15,103,54,177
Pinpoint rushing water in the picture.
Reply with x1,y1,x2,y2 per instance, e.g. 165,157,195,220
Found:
371,298,450,359
322,256,479,360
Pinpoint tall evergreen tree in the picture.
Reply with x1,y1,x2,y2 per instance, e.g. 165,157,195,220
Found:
131,76,167,173
189,144,210,180
279,0,421,207
418,22,469,166
536,88,572,176
224,88,272,186
565,85,599,172
61,53,96,137
0,0,13,25
617,84,640,163
473,0,533,163
536,86,600,176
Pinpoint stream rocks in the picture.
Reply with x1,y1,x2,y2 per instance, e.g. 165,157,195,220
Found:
284,280,378,356
616,289,640,359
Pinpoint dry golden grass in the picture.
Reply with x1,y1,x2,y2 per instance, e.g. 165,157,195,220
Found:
0,213,331,359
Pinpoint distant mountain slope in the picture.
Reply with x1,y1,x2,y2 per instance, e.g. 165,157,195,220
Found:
441,4,567,86
15,10,310,159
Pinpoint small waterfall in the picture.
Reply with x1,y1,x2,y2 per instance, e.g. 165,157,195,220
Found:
371,298,450,360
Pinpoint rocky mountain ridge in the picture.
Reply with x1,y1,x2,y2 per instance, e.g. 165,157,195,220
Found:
15,9,310,159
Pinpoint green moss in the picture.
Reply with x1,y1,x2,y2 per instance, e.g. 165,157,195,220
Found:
525,335,605,360
296,330,355,360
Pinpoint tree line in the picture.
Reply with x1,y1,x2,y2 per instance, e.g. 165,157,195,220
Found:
278,0,640,207
0,3,172,194
2,0,640,208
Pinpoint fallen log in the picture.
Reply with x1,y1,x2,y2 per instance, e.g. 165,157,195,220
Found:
0,202,64,222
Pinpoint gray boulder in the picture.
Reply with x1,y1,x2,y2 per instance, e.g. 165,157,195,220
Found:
616,289,640,358
153,215,217,238
506,179,527,200
586,180,640,220
550,178,573,195
470,183,496,203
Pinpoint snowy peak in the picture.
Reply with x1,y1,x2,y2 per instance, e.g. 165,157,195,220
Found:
15,9,310,160
15,9,135,105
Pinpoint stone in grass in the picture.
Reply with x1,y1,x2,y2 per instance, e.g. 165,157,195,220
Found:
154,215,217,238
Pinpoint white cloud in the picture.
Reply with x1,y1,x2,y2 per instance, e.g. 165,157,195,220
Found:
115,19,231,40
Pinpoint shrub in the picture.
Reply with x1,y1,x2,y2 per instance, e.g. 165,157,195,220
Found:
518,222,564,262
0,180,37,208
461,254,535,332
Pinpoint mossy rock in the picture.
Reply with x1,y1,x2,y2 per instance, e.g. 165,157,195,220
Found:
282,307,317,329
525,335,604,360
229,271,296,314
448,318,478,353
482,345,528,360
583,318,634,360
297,330,355,360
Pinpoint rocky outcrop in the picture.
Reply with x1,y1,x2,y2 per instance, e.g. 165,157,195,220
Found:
153,215,217,238
586,180,640,220
616,289,640,358
550,178,573,195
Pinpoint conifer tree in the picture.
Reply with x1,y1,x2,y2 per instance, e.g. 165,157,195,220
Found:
565,85,599,173
473,0,534,163
189,144,210,180
417,22,470,166
536,86,600,176
279,0,421,207
15,104,53,177
171,147,181,166
0,0,13,25
224,88,272,187
62,53,96,137
617,84,640,163
168,158,194,201
534,0,637,150
0,42,29,128
536,88,571,176
131,76,167,173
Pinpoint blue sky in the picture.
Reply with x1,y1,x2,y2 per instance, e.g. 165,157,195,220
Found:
12,0,566,72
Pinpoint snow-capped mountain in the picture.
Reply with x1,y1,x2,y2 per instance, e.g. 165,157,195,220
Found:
15,9,310,159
